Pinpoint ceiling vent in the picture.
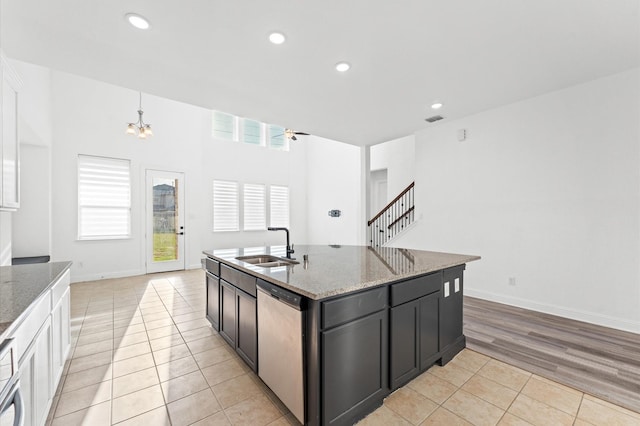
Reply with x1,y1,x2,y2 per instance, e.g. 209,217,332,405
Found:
425,115,444,123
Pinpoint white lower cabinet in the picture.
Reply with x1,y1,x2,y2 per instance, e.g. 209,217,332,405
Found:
12,269,71,426
19,317,53,426
51,287,70,389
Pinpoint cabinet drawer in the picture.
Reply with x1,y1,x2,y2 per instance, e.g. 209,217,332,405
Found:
220,264,257,297
390,272,441,307
321,287,387,330
51,269,71,307
206,258,220,277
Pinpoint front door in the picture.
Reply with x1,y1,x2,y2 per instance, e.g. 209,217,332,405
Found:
146,170,185,273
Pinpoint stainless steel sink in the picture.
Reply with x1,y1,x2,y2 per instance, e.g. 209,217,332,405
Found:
235,255,299,267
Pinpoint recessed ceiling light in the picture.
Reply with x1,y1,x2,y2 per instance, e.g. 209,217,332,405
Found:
125,13,151,30
269,32,286,45
431,102,444,109
335,62,350,72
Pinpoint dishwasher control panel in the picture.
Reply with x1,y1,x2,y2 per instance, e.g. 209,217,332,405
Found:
257,279,304,310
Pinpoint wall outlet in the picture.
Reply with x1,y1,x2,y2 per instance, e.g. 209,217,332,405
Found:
508,277,516,286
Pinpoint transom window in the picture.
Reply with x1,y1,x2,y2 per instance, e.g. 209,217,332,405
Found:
212,111,289,151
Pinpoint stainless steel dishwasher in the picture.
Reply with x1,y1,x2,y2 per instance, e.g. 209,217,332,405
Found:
257,280,305,424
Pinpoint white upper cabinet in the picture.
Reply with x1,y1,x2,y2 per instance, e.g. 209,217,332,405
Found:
0,52,22,210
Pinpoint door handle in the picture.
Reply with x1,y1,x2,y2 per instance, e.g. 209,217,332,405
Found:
176,232,184,235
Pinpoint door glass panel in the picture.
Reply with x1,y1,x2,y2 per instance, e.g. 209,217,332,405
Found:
153,178,178,262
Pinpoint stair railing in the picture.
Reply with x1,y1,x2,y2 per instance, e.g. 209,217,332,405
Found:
368,181,415,248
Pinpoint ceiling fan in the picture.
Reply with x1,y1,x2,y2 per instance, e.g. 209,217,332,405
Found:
282,128,309,141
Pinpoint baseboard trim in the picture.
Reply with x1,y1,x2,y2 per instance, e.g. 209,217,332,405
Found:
71,268,145,283
465,288,640,334
187,263,203,270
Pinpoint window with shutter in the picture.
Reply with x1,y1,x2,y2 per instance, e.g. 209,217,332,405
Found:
77,155,131,240
213,180,239,232
243,183,266,230
269,185,290,228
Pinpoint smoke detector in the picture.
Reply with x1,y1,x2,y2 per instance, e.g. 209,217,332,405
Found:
425,115,444,123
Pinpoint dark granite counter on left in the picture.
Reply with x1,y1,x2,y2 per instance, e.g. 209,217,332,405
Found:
0,261,72,340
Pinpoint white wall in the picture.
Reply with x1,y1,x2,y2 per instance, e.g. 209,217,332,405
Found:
11,60,53,258
306,136,362,245
11,60,52,147
12,144,50,257
393,68,640,333
42,69,314,282
16,64,363,282
199,123,309,251
370,135,415,201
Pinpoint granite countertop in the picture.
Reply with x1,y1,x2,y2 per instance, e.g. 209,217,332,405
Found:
0,261,73,339
203,245,480,300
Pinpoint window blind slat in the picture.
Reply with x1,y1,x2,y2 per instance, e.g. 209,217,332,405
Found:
78,155,131,239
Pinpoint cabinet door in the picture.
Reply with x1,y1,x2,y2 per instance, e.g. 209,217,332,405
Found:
322,310,388,426
206,273,220,331
1,71,20,209
19,317,52,426
390,300,419,390
235,289,257,372
419,292,439,370
219,280,236,346
51,287,71,390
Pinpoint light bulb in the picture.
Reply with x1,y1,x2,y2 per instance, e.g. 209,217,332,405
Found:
126,13,150,30
269,32,286,45
335,62,350,72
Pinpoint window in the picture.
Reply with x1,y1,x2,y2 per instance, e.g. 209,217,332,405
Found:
242,119,263,146
268,125,288,151
270,185,290,228
243,183,266,230
77,155,131,240
212,110,290,151
213,180,239,231
212,111,237,140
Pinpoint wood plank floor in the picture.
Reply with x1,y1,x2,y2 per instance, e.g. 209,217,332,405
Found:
463,296,640,414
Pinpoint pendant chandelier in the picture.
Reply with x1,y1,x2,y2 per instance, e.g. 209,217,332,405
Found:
126,92,153,139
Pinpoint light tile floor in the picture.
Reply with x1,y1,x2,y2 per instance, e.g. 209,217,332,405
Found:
46,270,640,426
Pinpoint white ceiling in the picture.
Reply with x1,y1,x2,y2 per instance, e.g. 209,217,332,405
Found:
2,0,639,146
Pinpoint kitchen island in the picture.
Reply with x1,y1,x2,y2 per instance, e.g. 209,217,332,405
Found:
203,245,479,426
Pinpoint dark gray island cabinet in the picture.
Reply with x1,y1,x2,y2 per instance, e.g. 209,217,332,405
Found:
203,245,479,426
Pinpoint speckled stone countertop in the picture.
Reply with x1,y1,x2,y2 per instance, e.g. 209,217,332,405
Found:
0,262,72,339
203,245,480,300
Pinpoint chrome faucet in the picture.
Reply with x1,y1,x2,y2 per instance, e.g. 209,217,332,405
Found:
267,227,295,259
